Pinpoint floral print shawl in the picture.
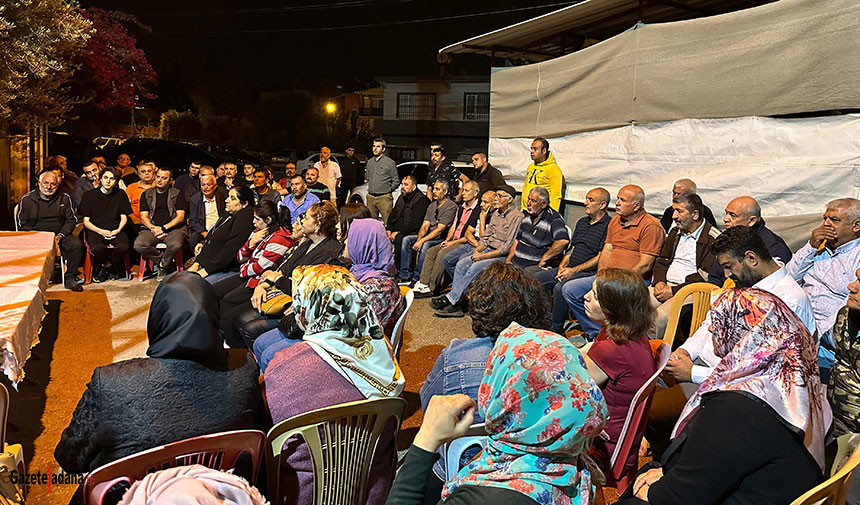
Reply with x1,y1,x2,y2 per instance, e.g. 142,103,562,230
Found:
671,288,831,471
442,323,608,505
292,264,405,398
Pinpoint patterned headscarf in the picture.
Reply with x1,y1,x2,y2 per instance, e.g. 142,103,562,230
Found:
119,464,267,505
672,288,832,471
292,264,404,398
443,323,608,505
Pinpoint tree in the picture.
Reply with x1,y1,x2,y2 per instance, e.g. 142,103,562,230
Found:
160,109,201,141
0,0,91,130
75,8,157,111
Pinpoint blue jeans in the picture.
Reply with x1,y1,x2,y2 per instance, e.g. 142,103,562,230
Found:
252,328,300,373
204,271,237,285
443,244,475,277
560,273,601,338
399,236,442,282
446,255,502,305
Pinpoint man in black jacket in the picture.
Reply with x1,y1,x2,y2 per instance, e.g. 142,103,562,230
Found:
17,170,83,291
338,146,360,207
387,175,430,271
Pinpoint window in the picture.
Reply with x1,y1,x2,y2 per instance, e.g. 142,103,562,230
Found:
396,93,436,119
463,92,490,120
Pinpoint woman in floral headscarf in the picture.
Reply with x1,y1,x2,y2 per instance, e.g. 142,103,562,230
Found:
618,288,830,505
262,264,404,505
388,323,608,505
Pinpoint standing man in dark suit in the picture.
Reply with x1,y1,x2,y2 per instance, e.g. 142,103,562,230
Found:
338,146,360,207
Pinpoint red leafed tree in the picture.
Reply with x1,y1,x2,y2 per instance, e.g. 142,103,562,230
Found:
76,7,157,110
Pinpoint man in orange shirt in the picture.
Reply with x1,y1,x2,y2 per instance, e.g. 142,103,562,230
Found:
125,161,157,252
560,184,665,339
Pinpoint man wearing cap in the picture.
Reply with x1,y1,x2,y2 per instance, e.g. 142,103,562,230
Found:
432,184,522,318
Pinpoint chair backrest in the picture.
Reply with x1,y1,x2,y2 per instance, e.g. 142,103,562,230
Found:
444,423,488,480
661,282,718,347
83,430,266,505
790,433,860,505
266,397,407,505
391,288,415,359
608,342,671,485
12,204,19,232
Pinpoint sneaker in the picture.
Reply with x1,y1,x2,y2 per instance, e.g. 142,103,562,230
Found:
93,267,110,283
412,282,431,294
156,266,168,281
396,277,412,286
430,295,451,311
434,304,465,318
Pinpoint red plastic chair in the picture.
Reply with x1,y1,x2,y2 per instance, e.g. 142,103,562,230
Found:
83,429,265,505
138,242,184,281
82,234,131,285
605,341,671,493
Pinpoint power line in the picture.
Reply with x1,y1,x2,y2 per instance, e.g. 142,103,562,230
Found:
157,2,576,33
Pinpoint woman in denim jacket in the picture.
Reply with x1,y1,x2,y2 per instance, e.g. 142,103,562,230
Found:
419,262,550,501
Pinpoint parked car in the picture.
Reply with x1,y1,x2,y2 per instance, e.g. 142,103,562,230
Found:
347,160,473,205
92,136,125,150
198,143,262,167
270,148,309,169
102,138,219,177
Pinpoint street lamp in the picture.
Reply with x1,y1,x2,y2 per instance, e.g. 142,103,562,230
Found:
325,102,336,114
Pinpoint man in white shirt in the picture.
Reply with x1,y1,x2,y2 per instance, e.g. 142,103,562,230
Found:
646,226,814,457
649,193,720,339
313,146,340,204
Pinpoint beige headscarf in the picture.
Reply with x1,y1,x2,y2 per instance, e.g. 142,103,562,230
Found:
119,464,267,505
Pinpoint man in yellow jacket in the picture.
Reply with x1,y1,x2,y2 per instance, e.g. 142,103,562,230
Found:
523,137,564,211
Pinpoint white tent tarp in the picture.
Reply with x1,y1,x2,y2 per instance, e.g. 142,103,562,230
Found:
489,0,860,139
490,114,860,249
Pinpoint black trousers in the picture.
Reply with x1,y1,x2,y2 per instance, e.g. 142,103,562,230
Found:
213,274,255,348
58,233,83,283
235,307,280,350
85,230,129,276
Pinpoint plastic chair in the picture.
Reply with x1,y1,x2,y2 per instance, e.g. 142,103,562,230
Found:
605,342,671,493
391,288,415,359
788,433,860,505
0,383,25,503
661,282,718,347
444,423,488,480
266,397,407,505
138,242,184,281
82,233,131,285
83,429,265,505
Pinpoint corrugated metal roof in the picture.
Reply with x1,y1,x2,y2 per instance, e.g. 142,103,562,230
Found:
439,0,774,62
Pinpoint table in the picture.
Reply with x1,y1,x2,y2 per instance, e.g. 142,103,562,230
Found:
0,231,56,384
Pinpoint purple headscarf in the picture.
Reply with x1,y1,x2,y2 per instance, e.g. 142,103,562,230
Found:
347,218,396,282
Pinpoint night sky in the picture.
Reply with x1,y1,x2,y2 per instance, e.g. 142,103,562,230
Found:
82,0,570,94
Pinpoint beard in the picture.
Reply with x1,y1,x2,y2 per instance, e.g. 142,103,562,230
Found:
730,265,763,288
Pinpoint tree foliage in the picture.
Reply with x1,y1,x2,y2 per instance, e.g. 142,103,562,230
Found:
0,0,92,129
76,8,157,110
160,109,201,141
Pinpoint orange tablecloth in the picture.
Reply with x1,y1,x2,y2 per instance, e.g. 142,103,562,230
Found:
0,231,55,384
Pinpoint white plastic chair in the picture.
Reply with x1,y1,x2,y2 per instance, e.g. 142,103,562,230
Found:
391,288,414,359
444,423,488,480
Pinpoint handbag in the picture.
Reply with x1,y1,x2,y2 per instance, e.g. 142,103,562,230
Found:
260,285,292,315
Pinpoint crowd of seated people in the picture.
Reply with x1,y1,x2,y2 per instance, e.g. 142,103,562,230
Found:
43,139,860,505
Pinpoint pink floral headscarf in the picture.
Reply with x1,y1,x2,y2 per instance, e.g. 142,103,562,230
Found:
671,288,832,470
118,464,268,505
442,323,608,505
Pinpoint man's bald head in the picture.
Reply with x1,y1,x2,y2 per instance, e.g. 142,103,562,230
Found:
723,196,762,228
672,179,697,198
616,184,645,218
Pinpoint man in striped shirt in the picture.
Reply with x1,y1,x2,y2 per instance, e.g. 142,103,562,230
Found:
506,186,569,269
